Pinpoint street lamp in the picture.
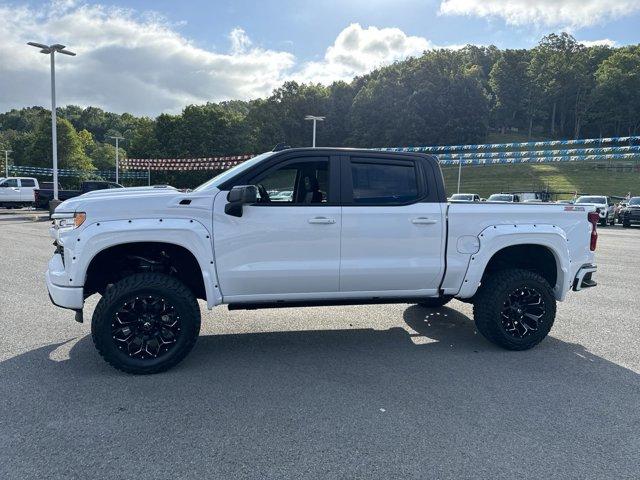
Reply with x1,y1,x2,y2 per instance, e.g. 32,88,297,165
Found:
3,150,11,178
107,135,124,184
304,115,325,148
457,158,463,194
27,42,76,202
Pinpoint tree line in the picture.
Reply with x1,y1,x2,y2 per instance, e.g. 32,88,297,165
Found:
1,33,639,187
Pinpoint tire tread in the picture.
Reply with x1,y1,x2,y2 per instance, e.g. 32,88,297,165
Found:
473,268,556,351
91,273,201,374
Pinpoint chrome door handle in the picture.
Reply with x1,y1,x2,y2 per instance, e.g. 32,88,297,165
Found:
308,216,336,224
411,217,437,225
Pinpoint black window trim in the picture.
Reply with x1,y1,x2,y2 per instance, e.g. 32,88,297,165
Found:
218,149,445,205
244,155,340,207
341,154,437,206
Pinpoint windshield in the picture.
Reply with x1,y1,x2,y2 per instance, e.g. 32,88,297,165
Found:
451,194,473,201
629,197,640,205
576,196,606,204
193,152,275,192
488,194,512,202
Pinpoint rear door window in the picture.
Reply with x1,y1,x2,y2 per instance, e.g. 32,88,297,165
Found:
21,179,36,187
349,160,419,205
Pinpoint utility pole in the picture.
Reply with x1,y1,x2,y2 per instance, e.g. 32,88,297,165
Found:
304,115,325,147
457,158,462,194
3,150,11,178
27,42,76,201
107,136,125,184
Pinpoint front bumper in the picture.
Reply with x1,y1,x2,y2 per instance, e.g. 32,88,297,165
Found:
572,264,597,291
46,259,83,310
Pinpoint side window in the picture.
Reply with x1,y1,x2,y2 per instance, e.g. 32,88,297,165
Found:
350,161,419,205
21,179,35,187
253,160,329,205
3,179,18,188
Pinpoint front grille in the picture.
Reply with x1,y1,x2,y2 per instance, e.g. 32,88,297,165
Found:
624,209,640,220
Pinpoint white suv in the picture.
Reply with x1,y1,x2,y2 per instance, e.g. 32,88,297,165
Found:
575,196,615,226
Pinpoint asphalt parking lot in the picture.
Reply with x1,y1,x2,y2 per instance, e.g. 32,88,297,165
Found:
0,218,638,479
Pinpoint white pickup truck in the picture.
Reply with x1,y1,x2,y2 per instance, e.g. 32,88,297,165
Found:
46,148,599,374
0,177,39,208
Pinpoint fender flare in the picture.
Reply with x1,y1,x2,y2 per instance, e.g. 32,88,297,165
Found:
67,218,222,308
455,224,572,301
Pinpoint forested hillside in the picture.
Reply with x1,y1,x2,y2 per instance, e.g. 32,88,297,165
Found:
1,33,639,181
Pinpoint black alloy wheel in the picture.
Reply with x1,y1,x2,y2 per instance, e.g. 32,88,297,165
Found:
112,295,182,360
500,286,545,339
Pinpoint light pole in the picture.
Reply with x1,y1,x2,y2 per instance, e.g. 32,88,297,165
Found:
304,115,325,147
3,150,11,178
27,42,76,201
107,136,124,184
457,159,462,194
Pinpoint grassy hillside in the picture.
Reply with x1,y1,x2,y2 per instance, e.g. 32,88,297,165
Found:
441,162,640,199
439,132,640,198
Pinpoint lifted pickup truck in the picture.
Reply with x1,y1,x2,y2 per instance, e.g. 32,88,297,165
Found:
46,148,599,374
34,180,123,209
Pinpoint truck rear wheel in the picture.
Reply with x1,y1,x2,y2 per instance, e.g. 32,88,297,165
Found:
91,273,201,374
473,269,556,350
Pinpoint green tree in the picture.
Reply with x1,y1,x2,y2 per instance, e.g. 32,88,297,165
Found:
489,49,531,134
26,116,94,171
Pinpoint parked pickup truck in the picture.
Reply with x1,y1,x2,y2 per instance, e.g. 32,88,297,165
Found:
34,180,123,209
0,177,39,208
46,148,599,374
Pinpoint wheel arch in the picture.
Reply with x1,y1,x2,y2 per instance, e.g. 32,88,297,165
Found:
456,224,571,301
71,219,221,307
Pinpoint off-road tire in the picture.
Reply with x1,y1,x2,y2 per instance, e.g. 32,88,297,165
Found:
623,221,631,228
91,273,201,374
473,268,556,350
418,297,452,308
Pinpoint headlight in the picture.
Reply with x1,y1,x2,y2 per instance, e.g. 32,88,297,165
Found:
52,212,86,231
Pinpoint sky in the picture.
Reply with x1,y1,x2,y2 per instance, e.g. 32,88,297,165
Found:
1,0,639,117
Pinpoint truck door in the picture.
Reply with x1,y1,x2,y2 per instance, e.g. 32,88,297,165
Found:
19,178,36,203
0,178,21,202
213,155,341,300
339,155,445,294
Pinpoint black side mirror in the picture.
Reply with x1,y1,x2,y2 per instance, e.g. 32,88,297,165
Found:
225,185,258,217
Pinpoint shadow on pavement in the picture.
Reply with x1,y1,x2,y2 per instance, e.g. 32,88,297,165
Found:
0,305,638,479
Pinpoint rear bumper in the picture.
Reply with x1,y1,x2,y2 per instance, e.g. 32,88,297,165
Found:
572,264,597,291
46,269,83,310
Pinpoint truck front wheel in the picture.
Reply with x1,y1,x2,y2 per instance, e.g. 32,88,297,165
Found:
473,269,556,350
91,273,201,374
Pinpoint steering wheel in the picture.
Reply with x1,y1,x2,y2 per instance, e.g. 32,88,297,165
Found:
257,184,270,203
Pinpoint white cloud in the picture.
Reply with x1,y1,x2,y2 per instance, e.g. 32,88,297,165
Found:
0,2,295,116
439,0,640,29
0,4,441,116
578,39,618,48
294,23,431,83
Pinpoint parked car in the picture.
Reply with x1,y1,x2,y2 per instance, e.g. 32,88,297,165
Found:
449,193,480,202
487,193,521,203
34,180,123,209
0,177,39,208
46,147,598,374
620,197,640,228
574,195,615,226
